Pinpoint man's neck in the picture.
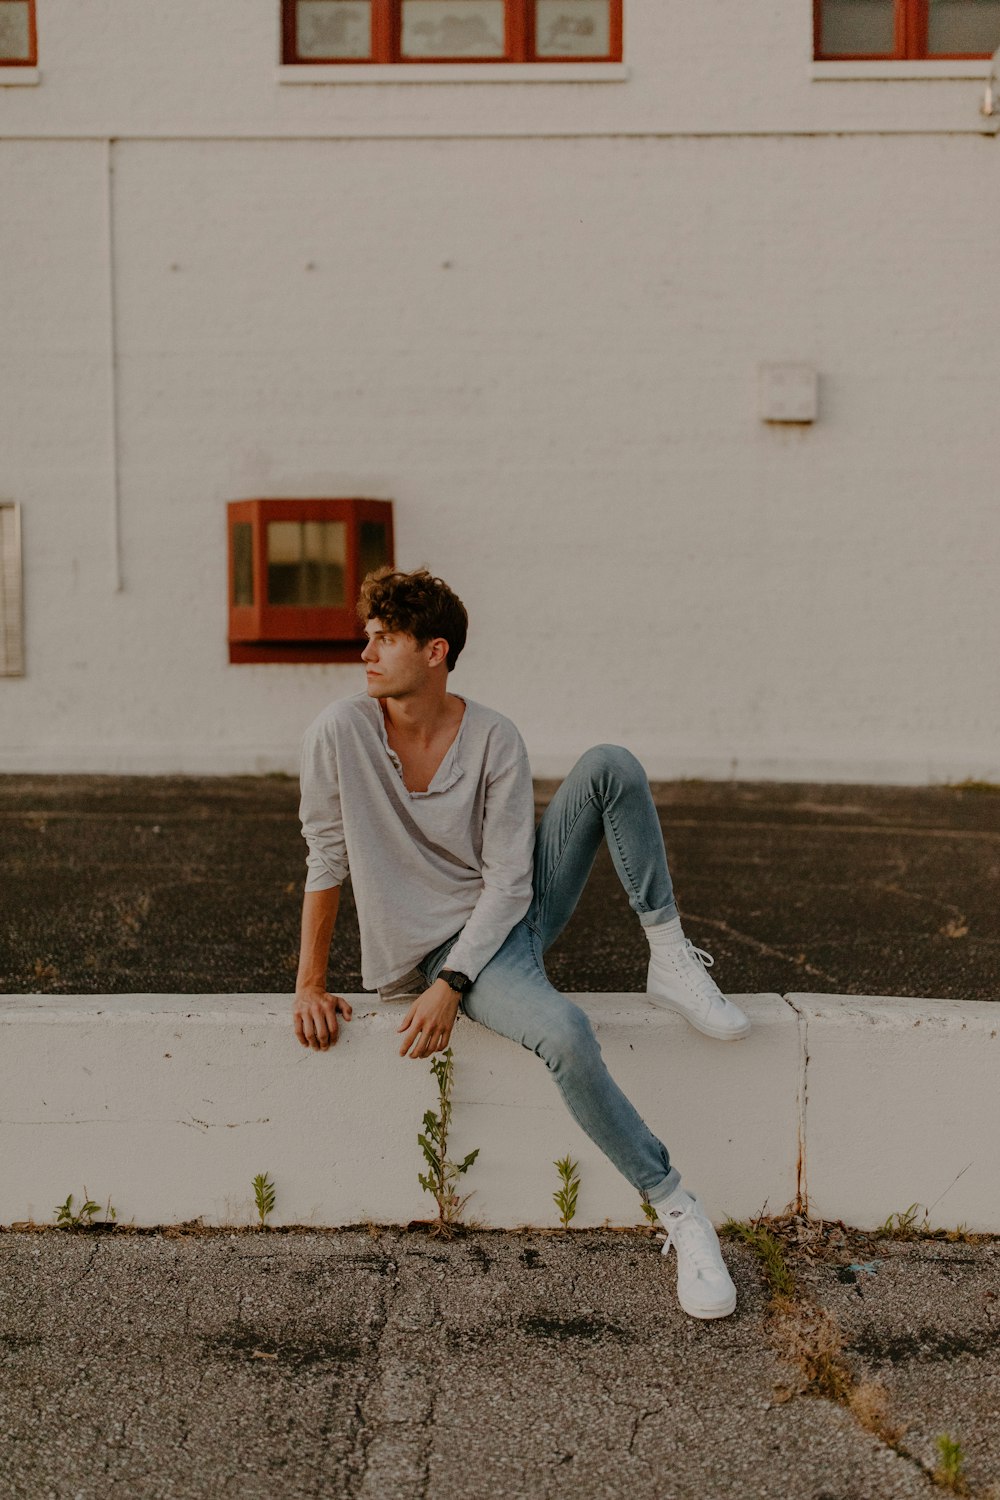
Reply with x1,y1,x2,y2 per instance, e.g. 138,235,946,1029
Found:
380,689,462,745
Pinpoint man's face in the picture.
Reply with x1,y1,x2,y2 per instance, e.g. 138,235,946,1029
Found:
361,619,436,699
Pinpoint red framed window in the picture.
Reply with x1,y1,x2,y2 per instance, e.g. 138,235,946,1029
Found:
815,0,1000,59
282,0,623,64
0,0,37,65
227,498,394,664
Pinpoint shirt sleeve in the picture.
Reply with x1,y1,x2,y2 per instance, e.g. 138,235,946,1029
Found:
299,714,350,892
443,728,535,982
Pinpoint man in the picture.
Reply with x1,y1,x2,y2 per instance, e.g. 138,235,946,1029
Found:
295,568,751,1320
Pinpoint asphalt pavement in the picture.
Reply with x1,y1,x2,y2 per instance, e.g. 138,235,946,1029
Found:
3,1225,999,1500
1,774,998,999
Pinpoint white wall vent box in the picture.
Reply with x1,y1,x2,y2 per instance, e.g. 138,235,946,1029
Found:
759,363,819,423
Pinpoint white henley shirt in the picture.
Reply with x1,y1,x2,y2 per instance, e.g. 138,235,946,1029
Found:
299,692,536,992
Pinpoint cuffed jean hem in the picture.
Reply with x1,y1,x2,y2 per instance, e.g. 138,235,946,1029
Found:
638,901,680,928
645,1166,683,1206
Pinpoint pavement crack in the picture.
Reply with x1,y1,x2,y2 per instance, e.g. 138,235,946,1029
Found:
685,913,843,987
416,1384,438,1500
73,1242,101,1287
343,1254,401,1499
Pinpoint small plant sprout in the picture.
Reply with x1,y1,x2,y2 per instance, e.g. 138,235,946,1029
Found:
721,1217,796,1301
54,1190,102,1231
934,1434,969,1495
877,1203,926,1239
553,1156,580,1230
417,1048,479,1236
640,1197,659,1228
253,1172,276,1227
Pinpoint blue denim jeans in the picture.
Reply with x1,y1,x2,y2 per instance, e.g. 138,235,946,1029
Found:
421,744,682,1208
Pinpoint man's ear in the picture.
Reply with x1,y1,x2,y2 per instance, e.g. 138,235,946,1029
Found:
427,637,450,670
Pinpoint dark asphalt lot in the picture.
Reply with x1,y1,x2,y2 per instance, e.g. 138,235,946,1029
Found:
1,775,998,999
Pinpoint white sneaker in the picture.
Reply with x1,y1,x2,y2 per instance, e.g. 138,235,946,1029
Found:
646,939,751,1040
658,1191,737,1320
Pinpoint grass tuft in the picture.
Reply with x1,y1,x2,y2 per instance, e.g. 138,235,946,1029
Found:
934,1434,969,1494
848,1380,906,1446
721,1217,796,1300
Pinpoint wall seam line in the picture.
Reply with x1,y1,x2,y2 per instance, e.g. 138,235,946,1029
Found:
782,994,808,1216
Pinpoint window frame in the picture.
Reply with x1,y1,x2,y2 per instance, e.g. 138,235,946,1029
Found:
814,0,1000,61
282,0,623,66
0,0,37,66
227,497,395,665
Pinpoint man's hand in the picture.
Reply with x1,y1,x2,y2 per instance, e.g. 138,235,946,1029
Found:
397,979,461,1059
293,987,353,1051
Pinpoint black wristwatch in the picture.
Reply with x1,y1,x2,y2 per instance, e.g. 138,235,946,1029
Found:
438,968,472,996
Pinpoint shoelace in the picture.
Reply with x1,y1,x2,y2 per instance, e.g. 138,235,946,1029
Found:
675,940,727,1004
685,940,715,971
659,1209,722,1275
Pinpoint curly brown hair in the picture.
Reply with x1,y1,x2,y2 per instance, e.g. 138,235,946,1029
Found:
357,567,469,673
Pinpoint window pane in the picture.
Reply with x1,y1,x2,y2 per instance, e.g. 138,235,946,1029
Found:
819,0,895,55
232,523,254,606
267,520,347,606
359,521,389,581
295,0,372,59
401,0,506,57
928,0,1000,53
0,3,31,61
534,0,611,57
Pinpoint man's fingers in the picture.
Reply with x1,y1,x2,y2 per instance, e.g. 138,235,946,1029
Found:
397,1000,417,1035
293,992,351,1051
398,1022,419,1057
403,1027,450,1060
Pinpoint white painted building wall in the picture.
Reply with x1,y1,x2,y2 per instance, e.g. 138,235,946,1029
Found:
1,1,998,780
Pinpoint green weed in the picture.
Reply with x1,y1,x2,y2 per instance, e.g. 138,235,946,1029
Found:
417,1049,479,1236
54,1189,107,1231
253,1172,276,1227
552,1156,580,1230
934,1434,968,1494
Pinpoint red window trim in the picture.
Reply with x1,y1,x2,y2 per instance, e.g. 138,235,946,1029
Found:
0,0,37,66
283,0,624,65
814,0,999,61
227,498,395,666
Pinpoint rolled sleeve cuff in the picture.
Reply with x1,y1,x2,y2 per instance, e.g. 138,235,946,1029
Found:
304,854,347,892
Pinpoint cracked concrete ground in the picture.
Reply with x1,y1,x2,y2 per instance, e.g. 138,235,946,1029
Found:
6,1228,997,1500
1,775,997,999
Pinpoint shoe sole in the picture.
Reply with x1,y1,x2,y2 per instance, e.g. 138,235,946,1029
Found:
646,993,751,1040
678,1290,738,1319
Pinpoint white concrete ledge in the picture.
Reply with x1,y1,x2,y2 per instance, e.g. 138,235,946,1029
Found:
788,993,1000,1232
2,992,998,1231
